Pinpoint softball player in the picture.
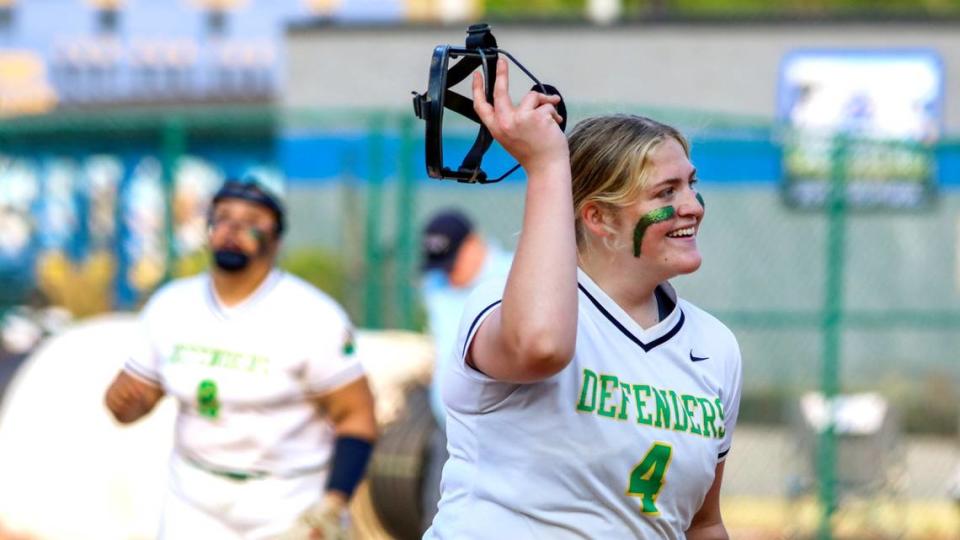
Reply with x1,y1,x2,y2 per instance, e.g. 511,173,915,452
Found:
424,59,742,539
105,175,376,540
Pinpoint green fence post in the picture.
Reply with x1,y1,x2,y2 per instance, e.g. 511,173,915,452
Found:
818,133,848,540
161,118,186,284
364,114,385,329
396,113,418,330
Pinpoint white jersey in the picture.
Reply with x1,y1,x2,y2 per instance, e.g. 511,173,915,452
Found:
125,269,364,476
425,268,742,539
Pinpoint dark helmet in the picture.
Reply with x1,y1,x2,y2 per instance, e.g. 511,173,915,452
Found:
210,171,286,235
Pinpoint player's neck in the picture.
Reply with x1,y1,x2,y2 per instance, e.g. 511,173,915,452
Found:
211,261,275,307
579,255,663,329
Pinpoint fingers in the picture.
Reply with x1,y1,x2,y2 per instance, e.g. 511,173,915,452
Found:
536,103,564,126
472,71,494,127
491,57,513,117
473,57,515,134
518,90,561,111
473,57,562,120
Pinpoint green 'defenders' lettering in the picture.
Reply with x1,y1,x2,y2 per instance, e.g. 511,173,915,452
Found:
598,374,620,418
573,369,724,441
631,384,654,426
698,397,717,439
170,344,269,374
682,395,702,436
654,388,672,429
714,398,726,438
576,369,599,413
669,390,688,432
221,351,240,370
627,442,673,515
617,382,632,421
247,355,268,374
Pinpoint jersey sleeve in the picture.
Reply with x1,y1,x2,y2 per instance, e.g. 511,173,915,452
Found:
438,276,520,417
301,305,365,396
455,276,508,368
123,297,164,387
717,337,743,462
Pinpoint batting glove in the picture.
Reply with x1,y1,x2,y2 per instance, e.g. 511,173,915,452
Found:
276,497,349,540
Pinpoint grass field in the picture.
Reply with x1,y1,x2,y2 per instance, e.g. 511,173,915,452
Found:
724,496,959,540
722,425,959,540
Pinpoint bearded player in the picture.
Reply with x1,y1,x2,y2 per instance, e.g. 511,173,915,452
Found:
105,174,376,540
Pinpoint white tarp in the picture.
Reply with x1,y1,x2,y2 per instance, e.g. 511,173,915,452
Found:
0,313,433,540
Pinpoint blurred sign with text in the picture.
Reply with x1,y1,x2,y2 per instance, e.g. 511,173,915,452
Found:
778,50,943,209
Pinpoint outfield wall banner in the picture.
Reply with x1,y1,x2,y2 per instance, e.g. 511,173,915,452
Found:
778,49,943,209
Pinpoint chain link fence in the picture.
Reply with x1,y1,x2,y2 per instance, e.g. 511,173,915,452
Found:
0,105,957,538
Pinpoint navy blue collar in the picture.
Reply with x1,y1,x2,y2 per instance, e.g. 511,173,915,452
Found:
576,278,684,353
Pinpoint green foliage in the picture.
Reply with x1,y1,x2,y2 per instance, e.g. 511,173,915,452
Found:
674,0,960,14
738,388,792,426
173,250,209,279
738,384,959,436
485,0,585,18
900,399,958,435
876,371,959,436
488,0,960,17
278,247,349,309
167,247,352,321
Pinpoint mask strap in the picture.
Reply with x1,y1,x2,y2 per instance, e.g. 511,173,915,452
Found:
412,24,566,184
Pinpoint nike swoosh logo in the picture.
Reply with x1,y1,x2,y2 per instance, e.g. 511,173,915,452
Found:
690,350,709,362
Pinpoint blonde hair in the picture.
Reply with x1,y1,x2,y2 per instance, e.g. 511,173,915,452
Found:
568,114,689,248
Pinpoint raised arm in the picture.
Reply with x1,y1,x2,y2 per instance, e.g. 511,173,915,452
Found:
104,371,165,424
468,58,578,383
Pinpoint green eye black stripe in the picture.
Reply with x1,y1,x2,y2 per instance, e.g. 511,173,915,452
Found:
696,192,705,209
248,228,266,243
633,206,675,257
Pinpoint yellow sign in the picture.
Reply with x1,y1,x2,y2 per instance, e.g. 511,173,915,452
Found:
0,50,57,116
304,0,341,15
84,0,125,8
186,0,248,10
404,0,481,22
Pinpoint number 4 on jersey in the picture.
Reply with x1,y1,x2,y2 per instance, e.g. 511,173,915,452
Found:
627,442,673,515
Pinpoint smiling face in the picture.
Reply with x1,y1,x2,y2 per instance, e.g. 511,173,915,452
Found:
570,115,705,286
616,137,704,278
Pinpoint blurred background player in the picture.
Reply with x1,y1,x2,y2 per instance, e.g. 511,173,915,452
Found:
103,174,377,540
418,209,512,531
424,60,742,538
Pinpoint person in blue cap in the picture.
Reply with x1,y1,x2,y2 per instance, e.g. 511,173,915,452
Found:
418,208,513,532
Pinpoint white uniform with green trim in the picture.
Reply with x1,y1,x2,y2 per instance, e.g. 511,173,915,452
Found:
124,269,364,540
425,268,742,539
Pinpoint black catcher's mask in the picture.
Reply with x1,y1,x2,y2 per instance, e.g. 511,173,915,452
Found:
411,23,568,184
